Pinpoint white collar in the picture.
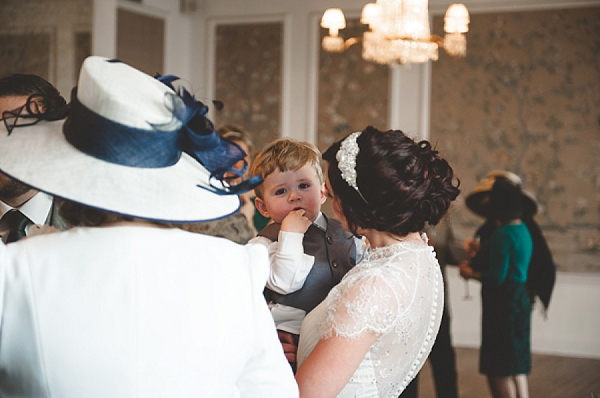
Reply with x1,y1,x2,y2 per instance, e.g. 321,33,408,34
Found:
0,192,53,227
313,212,327,231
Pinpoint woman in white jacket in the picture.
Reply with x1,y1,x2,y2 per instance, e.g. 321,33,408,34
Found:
0,56,297,398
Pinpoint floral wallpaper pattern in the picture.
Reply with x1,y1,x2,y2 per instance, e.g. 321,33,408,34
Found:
317,19,390,152
215,23,282,152
430,6,600,272
0,0,92,91
0,32,51,80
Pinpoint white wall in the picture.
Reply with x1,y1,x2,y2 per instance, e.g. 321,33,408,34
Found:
447,267,600,359
92,0,600,359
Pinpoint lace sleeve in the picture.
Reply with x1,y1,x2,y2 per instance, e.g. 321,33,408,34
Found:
321,270,405,340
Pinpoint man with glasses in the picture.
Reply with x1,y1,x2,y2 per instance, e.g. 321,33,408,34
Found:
0,74,69,242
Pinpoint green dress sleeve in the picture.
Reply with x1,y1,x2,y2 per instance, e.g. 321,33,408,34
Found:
479,231,512,284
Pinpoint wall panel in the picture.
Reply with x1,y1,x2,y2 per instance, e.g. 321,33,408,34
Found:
430,6,600,272
214,22,283,151
316,18,390,152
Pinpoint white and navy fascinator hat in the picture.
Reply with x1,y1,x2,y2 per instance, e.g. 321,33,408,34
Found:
465,170,538,218
0,56,260,222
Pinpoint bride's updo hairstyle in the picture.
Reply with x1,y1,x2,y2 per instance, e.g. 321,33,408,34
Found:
323,126,460,237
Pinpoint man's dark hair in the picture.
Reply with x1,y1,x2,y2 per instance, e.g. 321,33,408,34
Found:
0,73,67,116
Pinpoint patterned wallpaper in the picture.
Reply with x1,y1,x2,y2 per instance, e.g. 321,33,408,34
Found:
0,0,92,93
430,6,600,272
0,32,52,80
214,23,283,152
317,19,390,152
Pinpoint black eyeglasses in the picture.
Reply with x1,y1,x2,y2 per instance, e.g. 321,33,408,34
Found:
2,95,46,135
2,94,68,135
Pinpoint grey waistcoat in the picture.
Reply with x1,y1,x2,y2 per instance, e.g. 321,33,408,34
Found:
258,215,357,312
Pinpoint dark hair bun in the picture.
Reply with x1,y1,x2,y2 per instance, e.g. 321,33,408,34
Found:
323,126,460,236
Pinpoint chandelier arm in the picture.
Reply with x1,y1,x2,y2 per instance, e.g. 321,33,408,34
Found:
344,37,361,49
430,34,444,46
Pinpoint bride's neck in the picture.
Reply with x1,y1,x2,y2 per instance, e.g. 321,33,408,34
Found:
362,229,424,249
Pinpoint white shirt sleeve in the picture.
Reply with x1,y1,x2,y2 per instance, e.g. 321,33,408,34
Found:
248,230,315,295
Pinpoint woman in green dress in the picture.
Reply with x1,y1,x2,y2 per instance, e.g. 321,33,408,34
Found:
460,179,533,398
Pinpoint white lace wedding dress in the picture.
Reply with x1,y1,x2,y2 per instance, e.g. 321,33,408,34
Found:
297,235,443,398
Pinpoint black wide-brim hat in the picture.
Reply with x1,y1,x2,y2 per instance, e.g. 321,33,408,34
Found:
465,170,538,219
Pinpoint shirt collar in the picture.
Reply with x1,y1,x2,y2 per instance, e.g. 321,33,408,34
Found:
0,192,53,226
313,212,327,232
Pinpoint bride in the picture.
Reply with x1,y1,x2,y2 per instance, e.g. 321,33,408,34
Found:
295,126,460,397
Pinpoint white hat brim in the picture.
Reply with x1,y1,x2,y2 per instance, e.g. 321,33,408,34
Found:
0,120,240,223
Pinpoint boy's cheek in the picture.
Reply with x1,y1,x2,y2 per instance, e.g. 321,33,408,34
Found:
267,202,289,223
308,196,322,208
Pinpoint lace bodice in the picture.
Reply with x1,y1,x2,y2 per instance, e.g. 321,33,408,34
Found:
297,236,443,398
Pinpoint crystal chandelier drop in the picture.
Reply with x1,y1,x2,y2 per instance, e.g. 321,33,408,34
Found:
320,1,470,65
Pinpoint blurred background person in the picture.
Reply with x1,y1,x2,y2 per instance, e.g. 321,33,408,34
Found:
181,124,260,244
216,124,271,233
464,171,556,315
459,170,556,398
218,124,262,234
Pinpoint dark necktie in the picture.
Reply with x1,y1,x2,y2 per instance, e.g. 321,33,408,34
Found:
2,210,30,243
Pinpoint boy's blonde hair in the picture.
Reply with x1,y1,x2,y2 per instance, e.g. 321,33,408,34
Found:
250,138,323,199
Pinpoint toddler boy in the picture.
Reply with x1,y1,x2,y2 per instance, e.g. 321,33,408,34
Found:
248,139,365,367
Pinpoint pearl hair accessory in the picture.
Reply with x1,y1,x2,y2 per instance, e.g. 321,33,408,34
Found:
336,131,370,205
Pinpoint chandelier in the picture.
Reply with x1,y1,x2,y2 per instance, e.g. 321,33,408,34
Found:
320,1,470,65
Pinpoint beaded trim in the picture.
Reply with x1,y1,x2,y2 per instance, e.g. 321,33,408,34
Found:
399,264,440,392
336,131,370,205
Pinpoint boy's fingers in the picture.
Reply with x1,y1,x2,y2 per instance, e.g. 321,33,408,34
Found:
277,331,298,361
278,330,295,344
292,208,307,217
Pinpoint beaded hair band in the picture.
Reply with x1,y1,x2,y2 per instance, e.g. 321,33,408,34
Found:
336,131,370,205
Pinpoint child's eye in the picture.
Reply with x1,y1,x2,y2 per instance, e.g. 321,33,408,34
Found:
274,188,286,195
299,183,310,189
